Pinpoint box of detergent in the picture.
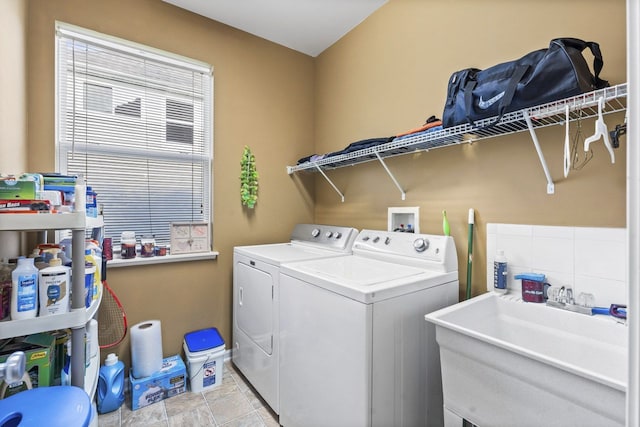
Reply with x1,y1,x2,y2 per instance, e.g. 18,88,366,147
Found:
129,355,186,410
0,333,55,398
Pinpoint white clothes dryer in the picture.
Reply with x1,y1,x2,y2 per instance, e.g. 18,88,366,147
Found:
232,224,358,414
279,229,459,427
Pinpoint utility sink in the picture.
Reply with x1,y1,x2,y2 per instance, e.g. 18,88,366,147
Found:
425,292,627,427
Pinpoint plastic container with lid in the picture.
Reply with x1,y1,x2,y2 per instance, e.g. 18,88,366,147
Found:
515,273,548,303
183,327,226,392
120,231,136,259
97,353,125,414
140,236,155,257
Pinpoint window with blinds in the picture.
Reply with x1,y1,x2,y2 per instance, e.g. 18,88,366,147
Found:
55,23,213,251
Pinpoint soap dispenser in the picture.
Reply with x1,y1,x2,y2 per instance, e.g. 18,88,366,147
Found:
38,249,71,316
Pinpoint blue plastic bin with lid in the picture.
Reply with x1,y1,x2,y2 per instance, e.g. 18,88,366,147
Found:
183,327,225,392
0,386,92,426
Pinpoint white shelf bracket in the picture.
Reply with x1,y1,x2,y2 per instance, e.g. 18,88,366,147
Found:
523,111,555,194
375,152,406,200
315,164,345,202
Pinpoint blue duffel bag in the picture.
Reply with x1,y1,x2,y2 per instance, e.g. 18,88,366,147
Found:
442,38,609,129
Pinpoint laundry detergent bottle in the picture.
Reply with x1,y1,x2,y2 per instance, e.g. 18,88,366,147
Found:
38,248,70,316
97,353,125,414
85,248,101,302
11,257,38,320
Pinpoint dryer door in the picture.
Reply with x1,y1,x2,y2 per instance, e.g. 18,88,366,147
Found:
235,262,274,354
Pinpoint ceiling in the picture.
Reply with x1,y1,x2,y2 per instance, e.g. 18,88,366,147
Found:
161,0,388,57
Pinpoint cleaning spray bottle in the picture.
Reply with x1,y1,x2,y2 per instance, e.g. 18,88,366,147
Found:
38,248,70,316
86,240,102,301
11,257,38,320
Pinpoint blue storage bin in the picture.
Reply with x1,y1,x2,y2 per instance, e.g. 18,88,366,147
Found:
183,327,225,392
184,327,224,353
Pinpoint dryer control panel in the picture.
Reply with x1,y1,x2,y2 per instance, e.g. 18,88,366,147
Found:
290,224,359,252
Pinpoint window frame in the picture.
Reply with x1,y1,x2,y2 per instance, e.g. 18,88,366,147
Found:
54,22,217,265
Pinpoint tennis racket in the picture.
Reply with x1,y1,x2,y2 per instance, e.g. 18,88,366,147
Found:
97,258,127,348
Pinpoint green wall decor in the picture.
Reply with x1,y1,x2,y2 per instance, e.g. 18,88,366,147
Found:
240,146,259,208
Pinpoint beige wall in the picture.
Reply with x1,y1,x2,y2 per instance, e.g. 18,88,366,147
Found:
26,0,315,364
11,0,629,369
0,0,27,174
0,0,28,260
313,0,628,299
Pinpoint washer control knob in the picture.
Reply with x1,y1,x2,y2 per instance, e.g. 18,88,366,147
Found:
311,228,320,238
362,236,370,241
325,231,333,238
373,236,380,243
335,232,342,239
385,237,391,245
413,238,429,252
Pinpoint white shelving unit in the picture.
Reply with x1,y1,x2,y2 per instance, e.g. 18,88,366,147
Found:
0,212,103,391
287,83,628,199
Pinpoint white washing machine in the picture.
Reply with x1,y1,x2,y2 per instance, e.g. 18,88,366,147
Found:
232,224,358,414
279,229,459,427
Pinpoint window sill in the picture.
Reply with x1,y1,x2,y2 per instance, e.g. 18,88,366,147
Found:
107,251,218,268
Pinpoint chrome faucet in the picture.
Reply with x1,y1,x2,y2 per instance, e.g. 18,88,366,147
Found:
546,288,627,320
547,286,591,314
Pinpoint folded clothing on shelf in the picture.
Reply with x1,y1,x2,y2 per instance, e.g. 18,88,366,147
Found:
295,115,442,165
396,115,442,137
326,136,395,158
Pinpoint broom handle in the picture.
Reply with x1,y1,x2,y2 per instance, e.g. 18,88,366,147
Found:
466,209,474,300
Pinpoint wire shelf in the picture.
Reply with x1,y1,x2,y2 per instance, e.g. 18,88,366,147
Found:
287,83,627,174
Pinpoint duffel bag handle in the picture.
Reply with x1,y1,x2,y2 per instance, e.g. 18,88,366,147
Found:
551,38,608,89
463,64,530,130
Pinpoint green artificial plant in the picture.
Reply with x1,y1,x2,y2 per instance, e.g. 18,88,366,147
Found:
240,145,259,208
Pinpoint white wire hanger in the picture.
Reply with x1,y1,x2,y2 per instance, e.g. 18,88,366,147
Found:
564,105,571,178
583,96,615,163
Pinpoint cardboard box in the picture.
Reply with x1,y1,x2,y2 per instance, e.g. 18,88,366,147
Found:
0,332,55,398
129,355,186,410
0,179,36,200
49,329,71,384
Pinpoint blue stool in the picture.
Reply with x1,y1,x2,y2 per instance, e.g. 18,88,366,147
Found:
0,386,92,427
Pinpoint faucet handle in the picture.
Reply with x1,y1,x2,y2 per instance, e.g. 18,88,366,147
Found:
565,287,575,305
547,286,563,303
576,292,595,308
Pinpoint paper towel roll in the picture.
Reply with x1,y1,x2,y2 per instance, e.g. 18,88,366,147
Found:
130,320,163,378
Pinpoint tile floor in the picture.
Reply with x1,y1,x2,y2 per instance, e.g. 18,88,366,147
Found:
97,360,280,427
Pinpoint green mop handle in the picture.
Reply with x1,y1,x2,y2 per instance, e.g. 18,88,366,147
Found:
466,208,474,300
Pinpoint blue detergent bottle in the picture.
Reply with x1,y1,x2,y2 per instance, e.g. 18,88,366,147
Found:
97,353,125,414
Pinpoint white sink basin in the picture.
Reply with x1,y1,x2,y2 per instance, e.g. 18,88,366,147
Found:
425,292,627,427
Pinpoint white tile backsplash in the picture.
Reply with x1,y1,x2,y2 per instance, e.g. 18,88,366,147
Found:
532,236,574,274
487,223,627,306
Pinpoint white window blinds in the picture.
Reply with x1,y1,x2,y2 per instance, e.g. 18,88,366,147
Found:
55,23,213,248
